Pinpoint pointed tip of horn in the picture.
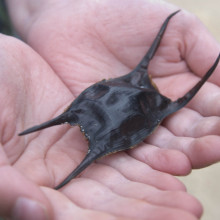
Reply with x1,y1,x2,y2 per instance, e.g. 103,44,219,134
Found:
18,126,40,136
18,112,71,136
170,9,181,17
165,53,220,117
54,149,102,189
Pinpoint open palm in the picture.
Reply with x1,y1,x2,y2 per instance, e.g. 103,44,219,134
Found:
1,0,219,219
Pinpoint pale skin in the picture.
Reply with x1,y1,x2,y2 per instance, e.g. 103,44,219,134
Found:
0,0,219,219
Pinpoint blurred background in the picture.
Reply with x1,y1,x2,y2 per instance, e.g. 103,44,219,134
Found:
0,0,219,220
166,1,220,220
0,0,12,35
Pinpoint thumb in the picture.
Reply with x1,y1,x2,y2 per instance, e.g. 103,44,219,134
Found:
0,165,53,220
182,11,220,84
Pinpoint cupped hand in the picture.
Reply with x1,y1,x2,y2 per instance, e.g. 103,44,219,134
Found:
0,33,201,220
7,0,220,171
1,0,219,219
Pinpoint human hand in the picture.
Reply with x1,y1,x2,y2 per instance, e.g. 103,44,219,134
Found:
0,33,201,220
2,0,220,219
7,0,220,173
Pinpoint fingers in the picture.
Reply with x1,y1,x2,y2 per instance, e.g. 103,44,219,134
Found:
163,108,220,168
42,187,129,220
58,178,200,220
77,163,202,218
185,135,220,168
0,164,53,219
99,152,186,191
164,108,220,137
147,124,220,168
187,82,220,117
128,144,191,175
181,11,220,85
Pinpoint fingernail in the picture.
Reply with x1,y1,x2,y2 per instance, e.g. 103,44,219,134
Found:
12,197,48,220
